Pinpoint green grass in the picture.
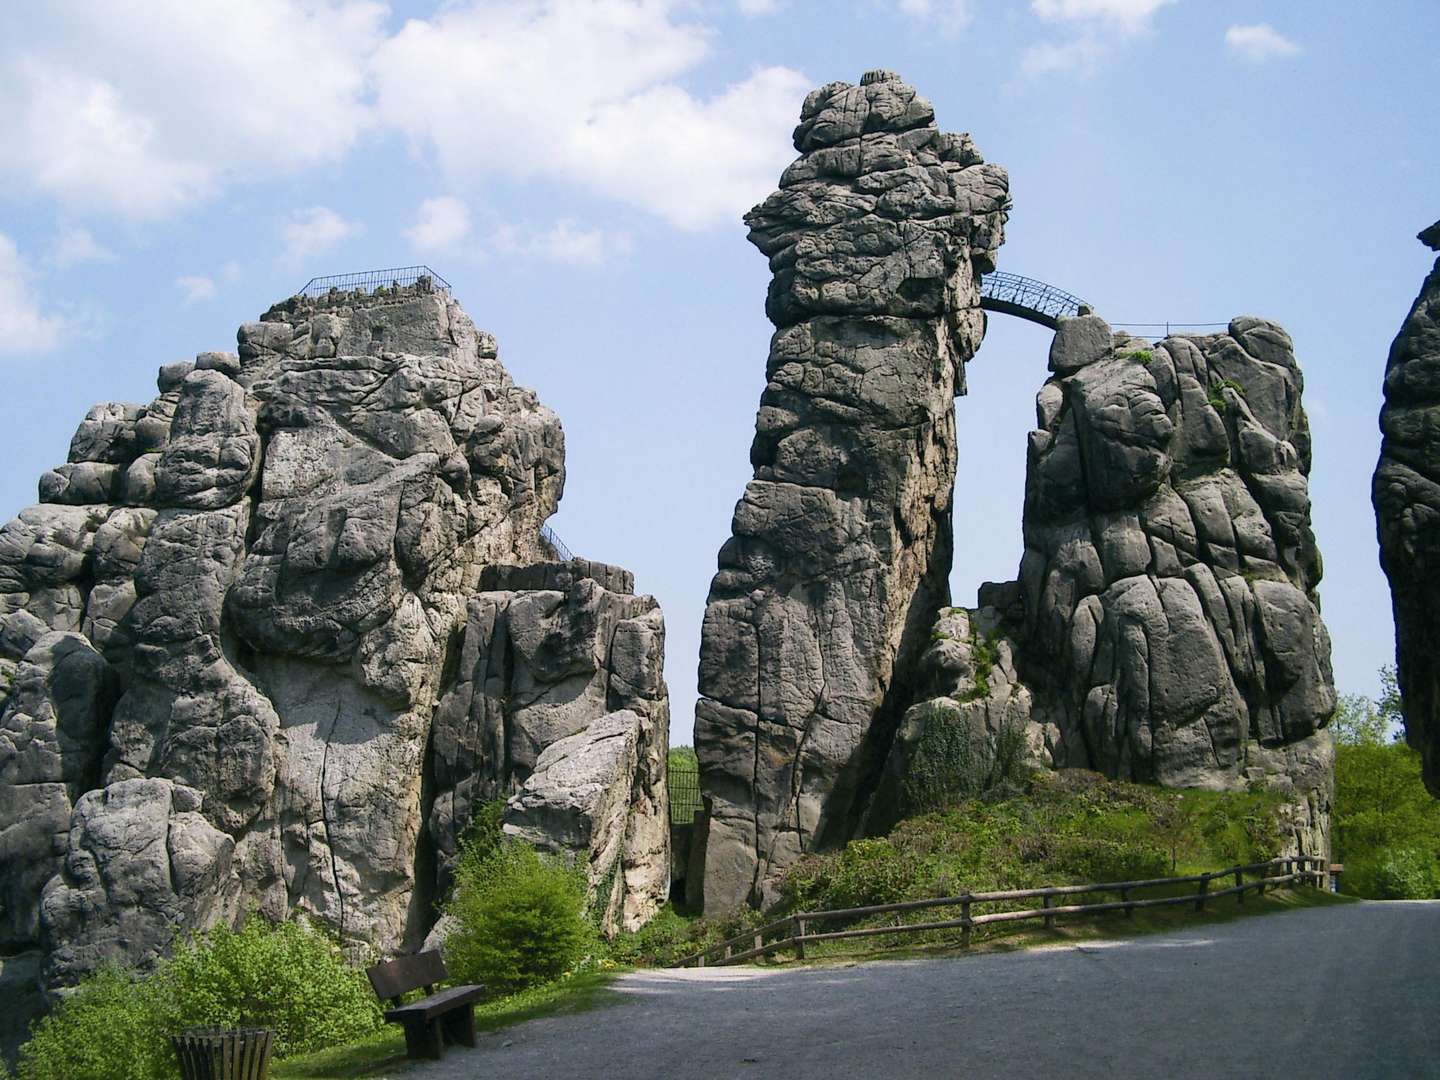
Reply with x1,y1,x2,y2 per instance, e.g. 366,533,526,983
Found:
270,970,623,1079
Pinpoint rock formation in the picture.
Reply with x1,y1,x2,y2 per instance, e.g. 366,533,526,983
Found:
997,316,1335,853
1374,221,1440,796
0,281,669,1008
430,561,669,934
694,70,1010,910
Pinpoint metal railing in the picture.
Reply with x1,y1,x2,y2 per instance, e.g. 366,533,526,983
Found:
678,855,1328,967
297,266,451,298
979,271,1091,330
540,524,574,563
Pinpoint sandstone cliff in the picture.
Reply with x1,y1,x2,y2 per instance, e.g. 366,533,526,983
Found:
1374,221,1440,795
694,70,1010,910
0,281,669,1000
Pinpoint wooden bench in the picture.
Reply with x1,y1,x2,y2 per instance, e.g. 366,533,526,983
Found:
365,951,485,1061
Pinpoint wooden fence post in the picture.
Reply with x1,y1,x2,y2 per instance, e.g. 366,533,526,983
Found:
961,895,972,948
1121,886,1133,918
1043,893,1055,930
794,918,806,960
1195,874,1209,912
1235,868,1244,904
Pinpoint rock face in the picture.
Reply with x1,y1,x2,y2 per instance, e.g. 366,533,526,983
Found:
0,281,669,1003
1375,222,1440,796
1009,315,1334,848
694,70,1010,910
429,561,669,934
868,605,1054,831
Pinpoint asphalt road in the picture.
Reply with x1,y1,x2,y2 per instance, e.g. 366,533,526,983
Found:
410,901,1440,1080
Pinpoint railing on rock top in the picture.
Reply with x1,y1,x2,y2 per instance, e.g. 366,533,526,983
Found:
540,524,574,563
677,855,1329,967
298,266,452,298
979,271,1091,330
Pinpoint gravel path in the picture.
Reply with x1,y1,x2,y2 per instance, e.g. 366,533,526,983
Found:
407,901,1440,1080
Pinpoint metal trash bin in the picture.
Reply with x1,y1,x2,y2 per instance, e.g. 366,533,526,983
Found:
170,1027,274,1080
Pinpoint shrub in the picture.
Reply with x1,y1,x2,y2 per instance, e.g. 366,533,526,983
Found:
16,965,172,1080
444,840,594,994
1348,847,1440,900
604,905,698,967
14,917,381,1079
161,918,381,1058
778,838,920,913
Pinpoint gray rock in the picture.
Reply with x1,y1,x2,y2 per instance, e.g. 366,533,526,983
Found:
0,281,668,995
39,778,239,989
503,709,650,935
1049,314,1113,375
695,72,1009,911
0,633,118,949
430,573,670,932
1374,221,1440,794
1012,314,1333,833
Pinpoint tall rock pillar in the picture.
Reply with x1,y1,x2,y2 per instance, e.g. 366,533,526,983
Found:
1374,221,1440,795
694,71,1009,911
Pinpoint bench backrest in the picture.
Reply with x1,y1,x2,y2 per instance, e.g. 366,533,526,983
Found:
367,950,449,1004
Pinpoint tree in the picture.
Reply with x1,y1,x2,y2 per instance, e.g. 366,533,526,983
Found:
1330,666,1440,898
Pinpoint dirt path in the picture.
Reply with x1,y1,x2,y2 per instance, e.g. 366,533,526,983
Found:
409,901,1440,1079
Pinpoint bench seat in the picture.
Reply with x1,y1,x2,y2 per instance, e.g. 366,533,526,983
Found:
367,951,485,1061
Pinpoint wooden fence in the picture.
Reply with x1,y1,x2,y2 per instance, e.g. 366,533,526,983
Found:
678,855,1327,968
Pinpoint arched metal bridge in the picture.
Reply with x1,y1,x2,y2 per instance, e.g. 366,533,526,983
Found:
979,271,1091,330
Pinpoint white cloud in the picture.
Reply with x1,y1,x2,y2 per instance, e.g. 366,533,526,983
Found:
736,0,781,13
893,0,974,35
1020,34,1107,76
48,226,114,268
490,220,631,266
0,235,65,354
1032,0,1174,33
0,0,385,220
405,196,474,255
370,2,809,230
282,207,361,270
1225,23,1301,62
4,2,808,235
175,275,217,304
1023,0,1172,77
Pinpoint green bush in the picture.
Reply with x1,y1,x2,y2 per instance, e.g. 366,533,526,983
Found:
1347,847,1440,900
161,918,381,1058
16,965,172,1080
604,905,699,967
444,840,594,994
14,917,381,1080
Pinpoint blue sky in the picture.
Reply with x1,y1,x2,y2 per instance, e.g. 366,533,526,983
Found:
2,1,1435,746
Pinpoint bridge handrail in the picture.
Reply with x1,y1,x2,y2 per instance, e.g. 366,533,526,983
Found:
979,271,1091,330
